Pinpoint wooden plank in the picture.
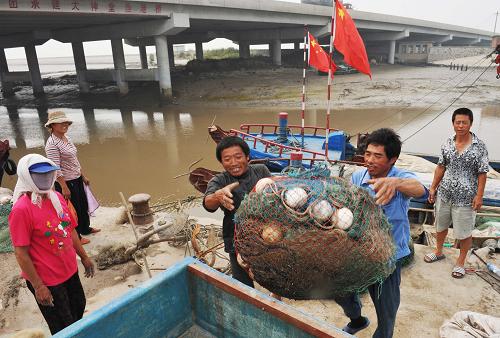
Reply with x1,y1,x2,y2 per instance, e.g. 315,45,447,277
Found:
476,271,500,294
187,263,350,338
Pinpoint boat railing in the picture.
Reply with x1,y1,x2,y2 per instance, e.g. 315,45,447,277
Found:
240,123,336,137
230,129,327,164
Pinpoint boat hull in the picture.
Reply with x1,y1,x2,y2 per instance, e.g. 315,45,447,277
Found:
54,257,350,338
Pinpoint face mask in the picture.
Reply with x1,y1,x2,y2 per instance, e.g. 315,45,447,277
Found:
30,171,55,191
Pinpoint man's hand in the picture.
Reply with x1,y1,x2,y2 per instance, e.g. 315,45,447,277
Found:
35,285,54,307
214,182,239,211
82,257,95,278
472,194,483,211
367,177,400,206
428,187,437,204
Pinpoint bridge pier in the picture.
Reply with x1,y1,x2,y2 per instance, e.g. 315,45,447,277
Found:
72,42,90,93
139,45,148,69
25,44,44,96
168,43,175,67
0,48,14,97
388,40,396,64
271,39,282,66
111,38,129,95
155,35,173,101
195,42,204,60
239,41,250,58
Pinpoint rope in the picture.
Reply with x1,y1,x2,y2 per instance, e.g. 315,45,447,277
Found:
354,53,492,135
402,61,493,143
396,57,491,134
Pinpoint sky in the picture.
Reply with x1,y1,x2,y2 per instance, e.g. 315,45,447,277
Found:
4,0,499,60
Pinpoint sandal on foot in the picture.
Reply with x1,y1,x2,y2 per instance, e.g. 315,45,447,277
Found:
452,266,465,279
424,253,446,263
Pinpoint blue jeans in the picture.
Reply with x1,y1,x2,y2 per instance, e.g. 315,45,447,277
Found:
229,252,254,288
335,260,403,338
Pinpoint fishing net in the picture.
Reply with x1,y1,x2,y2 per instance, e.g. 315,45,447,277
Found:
0,202,14,253
234,166,396,300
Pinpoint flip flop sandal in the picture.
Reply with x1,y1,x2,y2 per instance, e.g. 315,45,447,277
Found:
424,252,446,263
452,266,465,279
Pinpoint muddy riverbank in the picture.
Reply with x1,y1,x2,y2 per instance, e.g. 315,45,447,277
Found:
1,64,499,110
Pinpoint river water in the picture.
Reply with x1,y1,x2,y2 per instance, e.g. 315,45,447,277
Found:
1,104,499,204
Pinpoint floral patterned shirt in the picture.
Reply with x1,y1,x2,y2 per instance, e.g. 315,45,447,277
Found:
437,132,489,206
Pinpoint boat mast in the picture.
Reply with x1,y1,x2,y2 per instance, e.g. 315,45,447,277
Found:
324,0,337,159
301,25,308,149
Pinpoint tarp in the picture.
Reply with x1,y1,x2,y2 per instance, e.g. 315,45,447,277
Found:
440,311,500,338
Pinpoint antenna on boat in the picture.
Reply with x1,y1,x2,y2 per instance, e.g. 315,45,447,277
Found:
324,0,338,160
301,25,308,149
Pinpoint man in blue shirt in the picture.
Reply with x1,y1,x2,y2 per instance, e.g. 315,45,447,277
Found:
336,128,428,338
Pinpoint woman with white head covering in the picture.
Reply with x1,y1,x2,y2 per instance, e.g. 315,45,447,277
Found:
44,110,100,245
9,154,95,335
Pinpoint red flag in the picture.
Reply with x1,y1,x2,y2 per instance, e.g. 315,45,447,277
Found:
308,32,337,77
334,0,371,78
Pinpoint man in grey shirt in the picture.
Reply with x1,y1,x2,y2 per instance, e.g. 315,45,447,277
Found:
425,108,489,279
203,136,271,286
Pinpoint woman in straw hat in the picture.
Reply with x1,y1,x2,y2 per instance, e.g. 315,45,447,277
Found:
44,111,100,245
8,153,94,334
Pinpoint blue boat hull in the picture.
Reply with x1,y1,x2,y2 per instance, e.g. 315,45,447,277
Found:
244,131,356,172
54,257,350,338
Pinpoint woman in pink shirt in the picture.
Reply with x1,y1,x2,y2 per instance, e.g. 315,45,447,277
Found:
9,154,95,334
44,111,100,244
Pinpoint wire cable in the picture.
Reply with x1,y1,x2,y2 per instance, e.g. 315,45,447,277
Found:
396,57,490,133
402,62,494,143
354,54,491,135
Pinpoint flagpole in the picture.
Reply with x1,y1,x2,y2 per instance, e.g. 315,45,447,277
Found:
324,0,337,160
301,25,308,149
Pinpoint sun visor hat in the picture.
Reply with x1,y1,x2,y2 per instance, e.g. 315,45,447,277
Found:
28,162,60,173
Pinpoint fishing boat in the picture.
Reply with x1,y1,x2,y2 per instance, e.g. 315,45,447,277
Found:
209,112,360,172
405,152,500,173
53,257,350,338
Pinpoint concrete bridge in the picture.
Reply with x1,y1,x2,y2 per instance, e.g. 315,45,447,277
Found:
0,0,493,100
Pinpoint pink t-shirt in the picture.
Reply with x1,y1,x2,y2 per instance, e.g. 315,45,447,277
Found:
8,192,78,286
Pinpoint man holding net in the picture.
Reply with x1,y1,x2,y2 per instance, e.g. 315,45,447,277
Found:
336,128,428,337
203,136,271,287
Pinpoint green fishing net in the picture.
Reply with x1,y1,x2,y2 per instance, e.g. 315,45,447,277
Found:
0,203,13,253
234,166,396,300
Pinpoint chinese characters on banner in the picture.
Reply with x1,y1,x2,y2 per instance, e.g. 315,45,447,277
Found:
4,0,161,14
